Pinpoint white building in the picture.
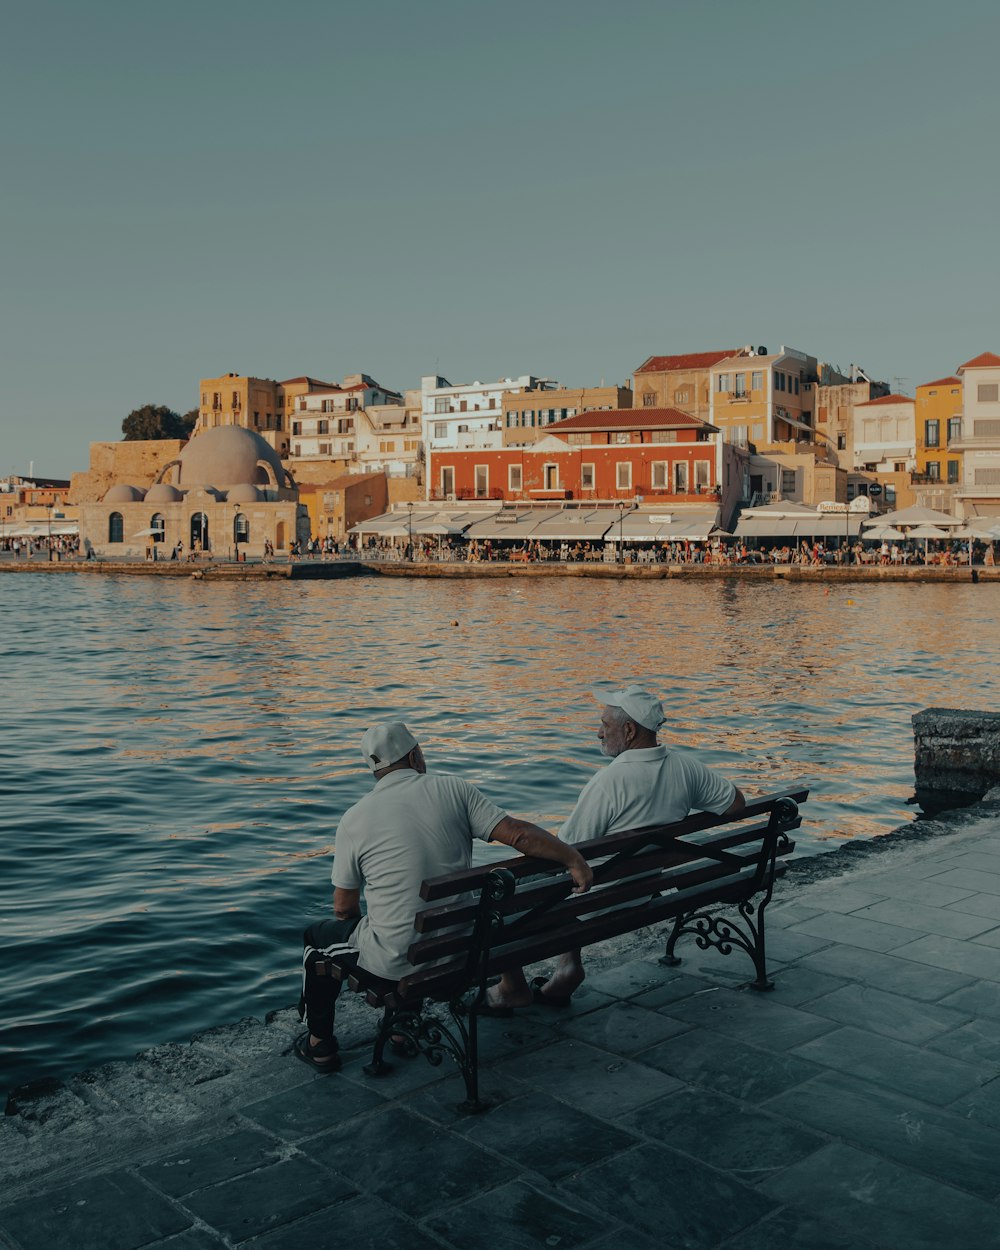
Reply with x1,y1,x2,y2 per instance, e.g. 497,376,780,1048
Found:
423,374,557,453
953,352,1000,517
289,374,403,462
851,394,916,473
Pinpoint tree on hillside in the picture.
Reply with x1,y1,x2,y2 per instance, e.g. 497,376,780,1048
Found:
121,405,189,441
181,408,198,436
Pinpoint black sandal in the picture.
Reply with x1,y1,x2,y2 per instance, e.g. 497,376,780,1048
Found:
293,1033,340,1073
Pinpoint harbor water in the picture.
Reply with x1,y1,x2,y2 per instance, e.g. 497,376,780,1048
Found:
3,572,998,1094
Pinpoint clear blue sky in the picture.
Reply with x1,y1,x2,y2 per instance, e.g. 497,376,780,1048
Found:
3,0,999,478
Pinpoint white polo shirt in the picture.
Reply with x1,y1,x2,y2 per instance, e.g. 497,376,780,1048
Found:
559,746,737,845
332,770,507,979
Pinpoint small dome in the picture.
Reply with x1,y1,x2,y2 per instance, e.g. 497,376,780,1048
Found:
145,483,183,503
103,484,145,503
176,426,286,490
227,483,261,503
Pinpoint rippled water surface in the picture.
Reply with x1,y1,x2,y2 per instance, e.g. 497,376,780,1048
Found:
3,572,999,1092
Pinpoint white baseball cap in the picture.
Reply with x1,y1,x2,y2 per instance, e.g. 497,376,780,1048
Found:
360,721,419,772
591,683,665,732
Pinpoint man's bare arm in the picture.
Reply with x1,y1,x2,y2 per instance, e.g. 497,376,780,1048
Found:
723,788,746,818
489,816,593,894
333,886,362,920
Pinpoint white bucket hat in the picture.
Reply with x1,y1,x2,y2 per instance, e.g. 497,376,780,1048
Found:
591,683,665,732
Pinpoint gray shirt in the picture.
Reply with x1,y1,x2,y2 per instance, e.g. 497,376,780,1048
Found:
560,746,737,845
332,770,507,979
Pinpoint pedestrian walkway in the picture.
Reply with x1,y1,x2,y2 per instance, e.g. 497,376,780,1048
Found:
2,810,999,1249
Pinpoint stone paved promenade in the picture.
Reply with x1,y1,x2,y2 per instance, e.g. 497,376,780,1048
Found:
2,809,999,1250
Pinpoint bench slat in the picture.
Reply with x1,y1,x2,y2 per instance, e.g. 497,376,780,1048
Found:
413,816,794,934
417,788,808,902
406,831,797,967
398,864,776,999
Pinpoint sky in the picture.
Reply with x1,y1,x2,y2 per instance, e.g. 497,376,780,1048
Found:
3,0,999,478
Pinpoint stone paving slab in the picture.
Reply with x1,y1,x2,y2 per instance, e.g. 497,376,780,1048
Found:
761,1141,1000,1250
4,812,1000,1250
765,1070,1000,1199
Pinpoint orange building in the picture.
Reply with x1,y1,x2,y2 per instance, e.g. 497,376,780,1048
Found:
428,408,738,516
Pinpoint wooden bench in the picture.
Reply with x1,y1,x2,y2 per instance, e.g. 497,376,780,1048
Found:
315,787,806,1112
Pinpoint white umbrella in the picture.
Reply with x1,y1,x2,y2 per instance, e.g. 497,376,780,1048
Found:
906,525,949,540
865,525,906,541
131,527,164,537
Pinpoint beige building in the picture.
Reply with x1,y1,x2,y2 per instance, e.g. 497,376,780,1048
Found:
852,395,916,474
631,350,736,420
501,385,632,446
814,377,890,467
78,426,307,558
745,449,846,508
952,351,1000,517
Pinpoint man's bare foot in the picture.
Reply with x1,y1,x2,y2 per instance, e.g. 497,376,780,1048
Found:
485,985,532,1009
533,951,585,1002
486,970,533,1009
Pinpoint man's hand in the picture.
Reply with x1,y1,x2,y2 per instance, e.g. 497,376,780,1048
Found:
567,851,593,894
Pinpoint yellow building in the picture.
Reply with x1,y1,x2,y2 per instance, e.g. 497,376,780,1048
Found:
195,374,337,456
709,347,819,450
914,376,963,489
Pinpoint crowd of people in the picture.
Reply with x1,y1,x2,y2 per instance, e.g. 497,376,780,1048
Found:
351,534,999,567
0,535,79,560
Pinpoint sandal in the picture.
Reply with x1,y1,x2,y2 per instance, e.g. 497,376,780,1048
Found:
293,1033,340,1073
530,975,573,1009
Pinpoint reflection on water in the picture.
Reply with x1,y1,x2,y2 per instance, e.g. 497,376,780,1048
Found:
2,572,999,1092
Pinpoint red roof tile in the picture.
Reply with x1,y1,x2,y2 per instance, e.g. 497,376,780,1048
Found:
548,407,713,431
958,352,1000,372
279,376,340,388
855,393,914,407
917,376,962,389
634,350,739,374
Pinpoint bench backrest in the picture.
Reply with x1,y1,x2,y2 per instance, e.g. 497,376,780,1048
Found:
396,788,806,1000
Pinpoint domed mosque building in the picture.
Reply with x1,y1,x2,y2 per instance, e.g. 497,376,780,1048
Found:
79,427,309,558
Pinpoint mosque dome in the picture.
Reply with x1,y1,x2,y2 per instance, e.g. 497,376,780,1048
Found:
103,484,145,503
145,483,183,503
175,426,286,490
227,483,262,504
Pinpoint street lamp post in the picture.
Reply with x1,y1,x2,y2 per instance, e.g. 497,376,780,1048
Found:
47,503,53,561
617,500,626,565
407,502,414,562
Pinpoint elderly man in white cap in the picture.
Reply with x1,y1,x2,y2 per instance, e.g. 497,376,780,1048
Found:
297,720,593,1070
489,682,745,1009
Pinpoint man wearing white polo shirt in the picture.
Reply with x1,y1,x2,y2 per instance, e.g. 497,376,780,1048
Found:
489,683,745,1009
296,721,592,1071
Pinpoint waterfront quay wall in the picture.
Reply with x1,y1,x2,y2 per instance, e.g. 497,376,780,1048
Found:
3,560,1000,583
914,708,1000,807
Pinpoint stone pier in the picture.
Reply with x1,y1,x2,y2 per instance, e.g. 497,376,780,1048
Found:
913,708,1000,810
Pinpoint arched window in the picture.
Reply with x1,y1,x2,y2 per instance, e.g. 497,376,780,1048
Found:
150,513,165,543
190,513,209,549
233,513,249,543
109,512,124,543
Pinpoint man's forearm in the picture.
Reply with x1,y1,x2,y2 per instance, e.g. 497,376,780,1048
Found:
490,816,590,886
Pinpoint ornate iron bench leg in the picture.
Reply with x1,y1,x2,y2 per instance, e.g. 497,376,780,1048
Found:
746,896,774,992
363,1005,397,1077
455,997,486,1115
659,913,684,967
